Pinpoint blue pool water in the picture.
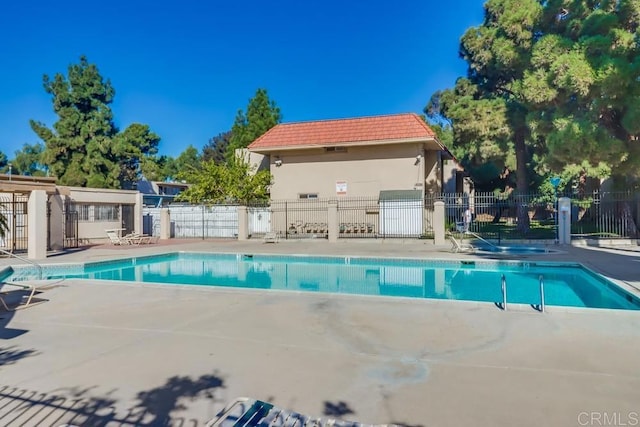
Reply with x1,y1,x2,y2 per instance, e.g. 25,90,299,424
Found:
480,246,552,255
3,252,638,310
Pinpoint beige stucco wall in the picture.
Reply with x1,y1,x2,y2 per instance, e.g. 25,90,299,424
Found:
63,187,141,242
268,143,437,200
236,148,269,172
48,193,64,250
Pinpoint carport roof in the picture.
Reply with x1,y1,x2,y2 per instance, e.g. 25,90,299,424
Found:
248,113,441,152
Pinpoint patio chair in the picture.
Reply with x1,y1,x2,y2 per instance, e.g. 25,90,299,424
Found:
206,397,391,427
263,232,280,243
123,233,153,245
0,282,47,311
106,230,129,245
448,233,476,253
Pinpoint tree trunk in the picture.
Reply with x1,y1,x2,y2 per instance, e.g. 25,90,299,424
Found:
514,127,531,235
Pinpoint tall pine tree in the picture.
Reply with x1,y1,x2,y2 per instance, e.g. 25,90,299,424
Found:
226,88,281,162
30,56,160,188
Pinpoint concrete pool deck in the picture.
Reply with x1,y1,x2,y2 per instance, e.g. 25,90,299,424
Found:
1,239,639,426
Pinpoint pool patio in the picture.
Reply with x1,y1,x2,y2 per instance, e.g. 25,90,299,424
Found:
1,239,639,426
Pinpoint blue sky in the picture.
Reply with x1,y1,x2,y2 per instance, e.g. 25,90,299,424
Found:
0,0,485,159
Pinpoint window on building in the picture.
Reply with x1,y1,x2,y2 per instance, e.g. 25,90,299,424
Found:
298,193,318,199
324,147,347,153
74,203,120,222
77,204,90,221
95,205,119,221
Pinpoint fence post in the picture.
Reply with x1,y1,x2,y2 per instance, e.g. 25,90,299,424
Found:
134,192,143,235
237,206,249,240
48,193,64,251
328,200,338,243
160,208,171,240
434,200,445,245
558,197,571,244
28,190,47,259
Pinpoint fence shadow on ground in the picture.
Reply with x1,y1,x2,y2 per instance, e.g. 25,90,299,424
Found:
0,371,226,427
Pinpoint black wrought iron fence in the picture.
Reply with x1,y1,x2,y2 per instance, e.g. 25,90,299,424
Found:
444,192,556,241
267,196,435,240
270,199,329,239
336,197,379,238
0,194,29,253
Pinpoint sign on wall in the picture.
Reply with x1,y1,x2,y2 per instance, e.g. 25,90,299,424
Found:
336,181,347,196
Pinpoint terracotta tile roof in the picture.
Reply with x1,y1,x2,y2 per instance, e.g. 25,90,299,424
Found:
248,113,437,151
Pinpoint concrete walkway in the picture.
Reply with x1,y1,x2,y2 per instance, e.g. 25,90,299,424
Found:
1,239,639,426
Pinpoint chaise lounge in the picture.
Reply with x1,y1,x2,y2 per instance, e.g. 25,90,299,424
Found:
206,397,393,426
448,233,476,253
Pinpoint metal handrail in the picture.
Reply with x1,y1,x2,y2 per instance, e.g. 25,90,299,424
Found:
538,275,546,313
501,274,507,311
0,248,43,280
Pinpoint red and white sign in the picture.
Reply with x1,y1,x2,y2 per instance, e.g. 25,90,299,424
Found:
336,181,347,195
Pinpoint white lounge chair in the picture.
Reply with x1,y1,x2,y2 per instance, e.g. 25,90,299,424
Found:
263,232,280,243
448,233,475,253
106,230,129,245
123,233,153,245
206,397,389,427
0,282,46,311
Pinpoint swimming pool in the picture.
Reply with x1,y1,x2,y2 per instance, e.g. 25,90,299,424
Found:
2,252,638,310
477,244,552,254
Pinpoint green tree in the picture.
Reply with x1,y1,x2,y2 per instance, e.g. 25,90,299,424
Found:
30,56,160,188
10,143,46,176
522,0,640,187
429,0,640,193
140,155,177,182
428,0,543,197
176,157,271,204
175,145,201,180
114,124,160,187
202,131,232,164
226,88,281,162
0,151,7,173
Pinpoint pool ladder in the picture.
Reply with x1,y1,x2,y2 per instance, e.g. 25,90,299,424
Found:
500,274,545,313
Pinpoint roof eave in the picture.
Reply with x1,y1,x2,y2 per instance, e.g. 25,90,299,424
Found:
248,136,439,153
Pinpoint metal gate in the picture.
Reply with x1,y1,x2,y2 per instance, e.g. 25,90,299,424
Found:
0,194,29,253
248,206,271,237
122,204,135,235
64,210,79,248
